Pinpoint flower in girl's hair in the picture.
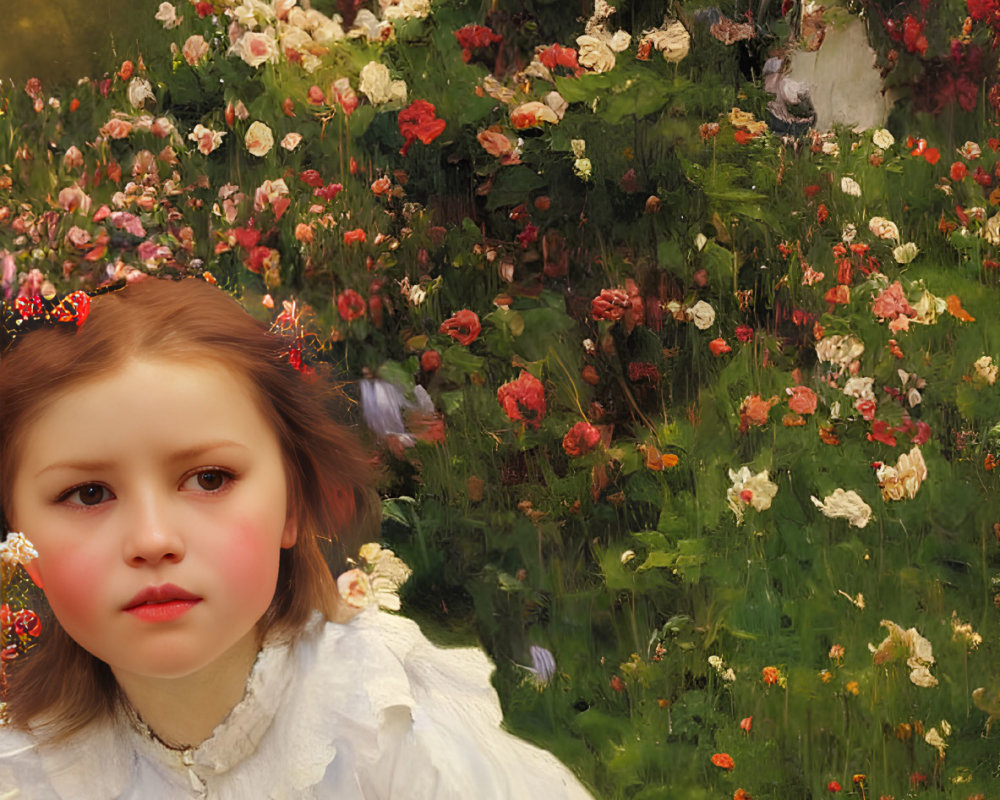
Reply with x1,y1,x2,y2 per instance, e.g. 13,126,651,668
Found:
0,533,37,566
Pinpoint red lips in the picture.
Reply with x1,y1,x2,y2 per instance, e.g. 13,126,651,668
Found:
124,583,201,610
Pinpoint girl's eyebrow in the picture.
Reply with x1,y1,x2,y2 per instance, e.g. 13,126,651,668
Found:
34,440,249,478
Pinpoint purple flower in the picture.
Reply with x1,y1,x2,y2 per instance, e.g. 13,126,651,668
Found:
527,645,556,686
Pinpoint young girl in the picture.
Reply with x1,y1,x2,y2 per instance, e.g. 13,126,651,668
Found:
0,278,593,799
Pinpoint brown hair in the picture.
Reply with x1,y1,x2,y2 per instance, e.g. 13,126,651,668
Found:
0,277,379,741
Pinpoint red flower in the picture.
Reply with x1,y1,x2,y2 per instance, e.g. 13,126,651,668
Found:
314,183,343,201
13,609,40,638
867,419,897,447
609,675,625,692
735,325,754,343
711,753,735,770
804,184,821,198
454,24,502,62
734,790,752,800
343,228,367,245
627,362,660,383
950,161,968,181
440,309,481,345
562,421,601,456
517,223,539,249
740,716,753,733
538,43,579,70
968,0,998,21
246,246,278,274
973,166,993,187
233,226,260,249
709,338,731,356
420,350,442,372
902,15,928,56
591,288,630,321
734,129,757,145
699,122,720,140
299,169,324,187
923,146,940,165
817,203,829,224
855,398,877,421
497,371,546,428
193,1,214,17
398,100,446,156
828,781,842,792
336,289,366,322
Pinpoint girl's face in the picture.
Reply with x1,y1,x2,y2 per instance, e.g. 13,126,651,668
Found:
8,358,297,682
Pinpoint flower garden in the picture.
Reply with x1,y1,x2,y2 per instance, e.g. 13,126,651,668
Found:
3,0,1000,796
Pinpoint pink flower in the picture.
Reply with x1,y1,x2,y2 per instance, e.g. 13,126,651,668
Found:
182,34,210,66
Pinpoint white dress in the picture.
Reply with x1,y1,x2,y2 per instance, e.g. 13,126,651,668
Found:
0,608,594,799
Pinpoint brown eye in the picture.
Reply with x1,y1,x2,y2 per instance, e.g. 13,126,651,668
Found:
196,471,225,491
77,485,106,506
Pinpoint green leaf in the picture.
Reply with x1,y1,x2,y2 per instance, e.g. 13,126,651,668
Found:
485,166,545,211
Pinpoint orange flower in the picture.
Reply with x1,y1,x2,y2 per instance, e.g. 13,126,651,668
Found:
661,453,679,468
370,176,392,196
787,385,817,415
819,426,840,446
762,665,780,685
739,715,753,733
986,453,998,471
734,790,752,800
739,395,779,433
343,228,367,245
845,680,860,696
733,129,757,145
709,338,732,356
946,294,975,322
711,753,735,770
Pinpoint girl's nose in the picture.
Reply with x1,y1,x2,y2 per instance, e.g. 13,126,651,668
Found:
121,494,186,566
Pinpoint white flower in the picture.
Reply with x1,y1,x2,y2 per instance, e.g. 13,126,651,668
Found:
924,727,948,758
0,532,38,566
573,157,592,181
620,549,635,564
893,242,919,264
126,78,155,109
643,20,690,63
869,216,900,240
280,132,303,151
872,128,894,149
822,141,840,157
570,139,587,159
154,2,182,29
234,30,279,67
407,284,427,306
876,446,927,501
244,121,274,157
727,466,778,524
983,212,1000,245
576,34,616,73
841,223,857,242
840,176,862,197
842,376,875,401
974,355,998,385
383,0,431,20
694,232,707,251
188,124,226,155
870,619,937,687
687,300,715,330
707,655,723,670
959,141,981,160
359,61,407,106
815,334,865,366
608,30,631,52
811,489,872,528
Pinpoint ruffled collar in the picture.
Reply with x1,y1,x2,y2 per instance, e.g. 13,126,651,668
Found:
32,608,421,800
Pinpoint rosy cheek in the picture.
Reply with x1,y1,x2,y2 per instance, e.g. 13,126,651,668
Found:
37,551,106,625
211,521,282,603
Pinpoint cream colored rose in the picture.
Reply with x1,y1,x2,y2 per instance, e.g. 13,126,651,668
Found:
822,141,840,157
127,77,155,109
359,61,407,105
810,489,872,528
571,139,587,159
974,355,998,385
842,376,874,401
687,300,715,329
840,176,861,197
871,128,894,149
892,242,919,264
727,466,778,524
576,34,616,72
544,90,568,119
608,30,631,52
816,334,864,366
235,30,279,67
573,158,592,181
182,35,211,66
646,20,690,63
868,216,900,240
876,445,926,502
244,121,274,156
280,132,303,151
383,0,431,20
308,10,346,42
960,140,981,159
909,664,938,688
155,2,182,29
983,212,1000,245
